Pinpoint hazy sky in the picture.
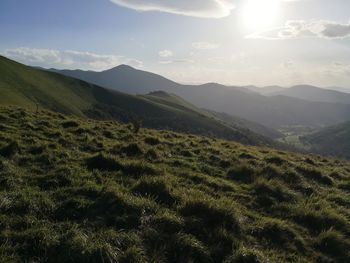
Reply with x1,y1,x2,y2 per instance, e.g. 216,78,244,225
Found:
1,0,350,87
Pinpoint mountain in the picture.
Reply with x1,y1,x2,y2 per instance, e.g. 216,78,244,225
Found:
1,106,349,262
327,86,350,93
143,91,283,140
204,110,283,140
51,66,350,129
302,121,350,159
268,85,350,104
244,85,286,95
141,91,283,145
0,55,277,146
52,65,181,94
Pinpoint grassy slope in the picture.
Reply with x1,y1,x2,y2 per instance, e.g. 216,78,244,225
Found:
0,106,349,263
142,91,204,114
206,110,283,140
0,56,94,116
302,122,350,159
0,56,272,146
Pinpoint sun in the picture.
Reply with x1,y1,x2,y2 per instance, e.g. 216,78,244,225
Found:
242,0,280,31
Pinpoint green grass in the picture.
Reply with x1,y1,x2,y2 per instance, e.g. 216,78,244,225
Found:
0,106,349,262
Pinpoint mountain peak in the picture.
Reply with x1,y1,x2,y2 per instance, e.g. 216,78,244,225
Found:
107,64,136,72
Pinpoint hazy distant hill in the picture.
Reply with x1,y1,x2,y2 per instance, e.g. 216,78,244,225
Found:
245,85,286,95
268,85,350,104
206,110,283,140
0,56,279,146
141,91,282,145
51,66,350,129
302,121,350,159
142,91,283,140
327,86,350,93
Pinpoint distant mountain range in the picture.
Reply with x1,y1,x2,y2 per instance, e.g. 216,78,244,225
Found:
266,85,350,104
50,66,350,129
0,55,280,146
246,85,350,97
244,85,287,95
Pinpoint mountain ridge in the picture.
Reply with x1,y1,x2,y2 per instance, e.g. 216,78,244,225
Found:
268,84,350,104
49,65,350,129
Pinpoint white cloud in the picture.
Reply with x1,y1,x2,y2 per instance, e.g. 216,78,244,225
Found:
158,50,174,58
282,60,296,70
2,47,143,70
125,59,144,68
159,59,194,65
110,0,236,18
328,62,350,75
247,20,350,40
192,42,220,50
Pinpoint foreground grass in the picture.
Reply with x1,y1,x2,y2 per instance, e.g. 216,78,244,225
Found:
0,106,349,263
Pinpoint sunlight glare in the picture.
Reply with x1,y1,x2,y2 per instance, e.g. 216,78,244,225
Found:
242,0,280,31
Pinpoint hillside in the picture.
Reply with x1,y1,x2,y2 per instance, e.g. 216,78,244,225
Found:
268,85,350,104
51,66,350,128
0,56,274,146
206,110,283,140
142,91,282,142
0,106,349,262
302,122,350,160
141,91,204,115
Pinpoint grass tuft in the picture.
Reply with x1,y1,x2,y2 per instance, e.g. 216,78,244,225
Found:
85,154,122,171
132,178,177,206
61,120,80,129
297,166,333,185
316,229,350,260
0,141,19,158
226,164,257,183
121,143,144,157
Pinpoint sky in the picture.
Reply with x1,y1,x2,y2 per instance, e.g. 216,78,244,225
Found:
1,0,350,88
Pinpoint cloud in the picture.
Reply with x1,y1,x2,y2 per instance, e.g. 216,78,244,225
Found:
158,50,174,58
282,60,296,70
109,0,236,18
159,59,194,65
247,20,350,40
125,59,144,68
2,47,143,70
192,42,220,50
328,62,350,75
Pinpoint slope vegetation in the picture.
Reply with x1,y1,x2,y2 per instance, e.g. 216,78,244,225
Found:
0,106,349,262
